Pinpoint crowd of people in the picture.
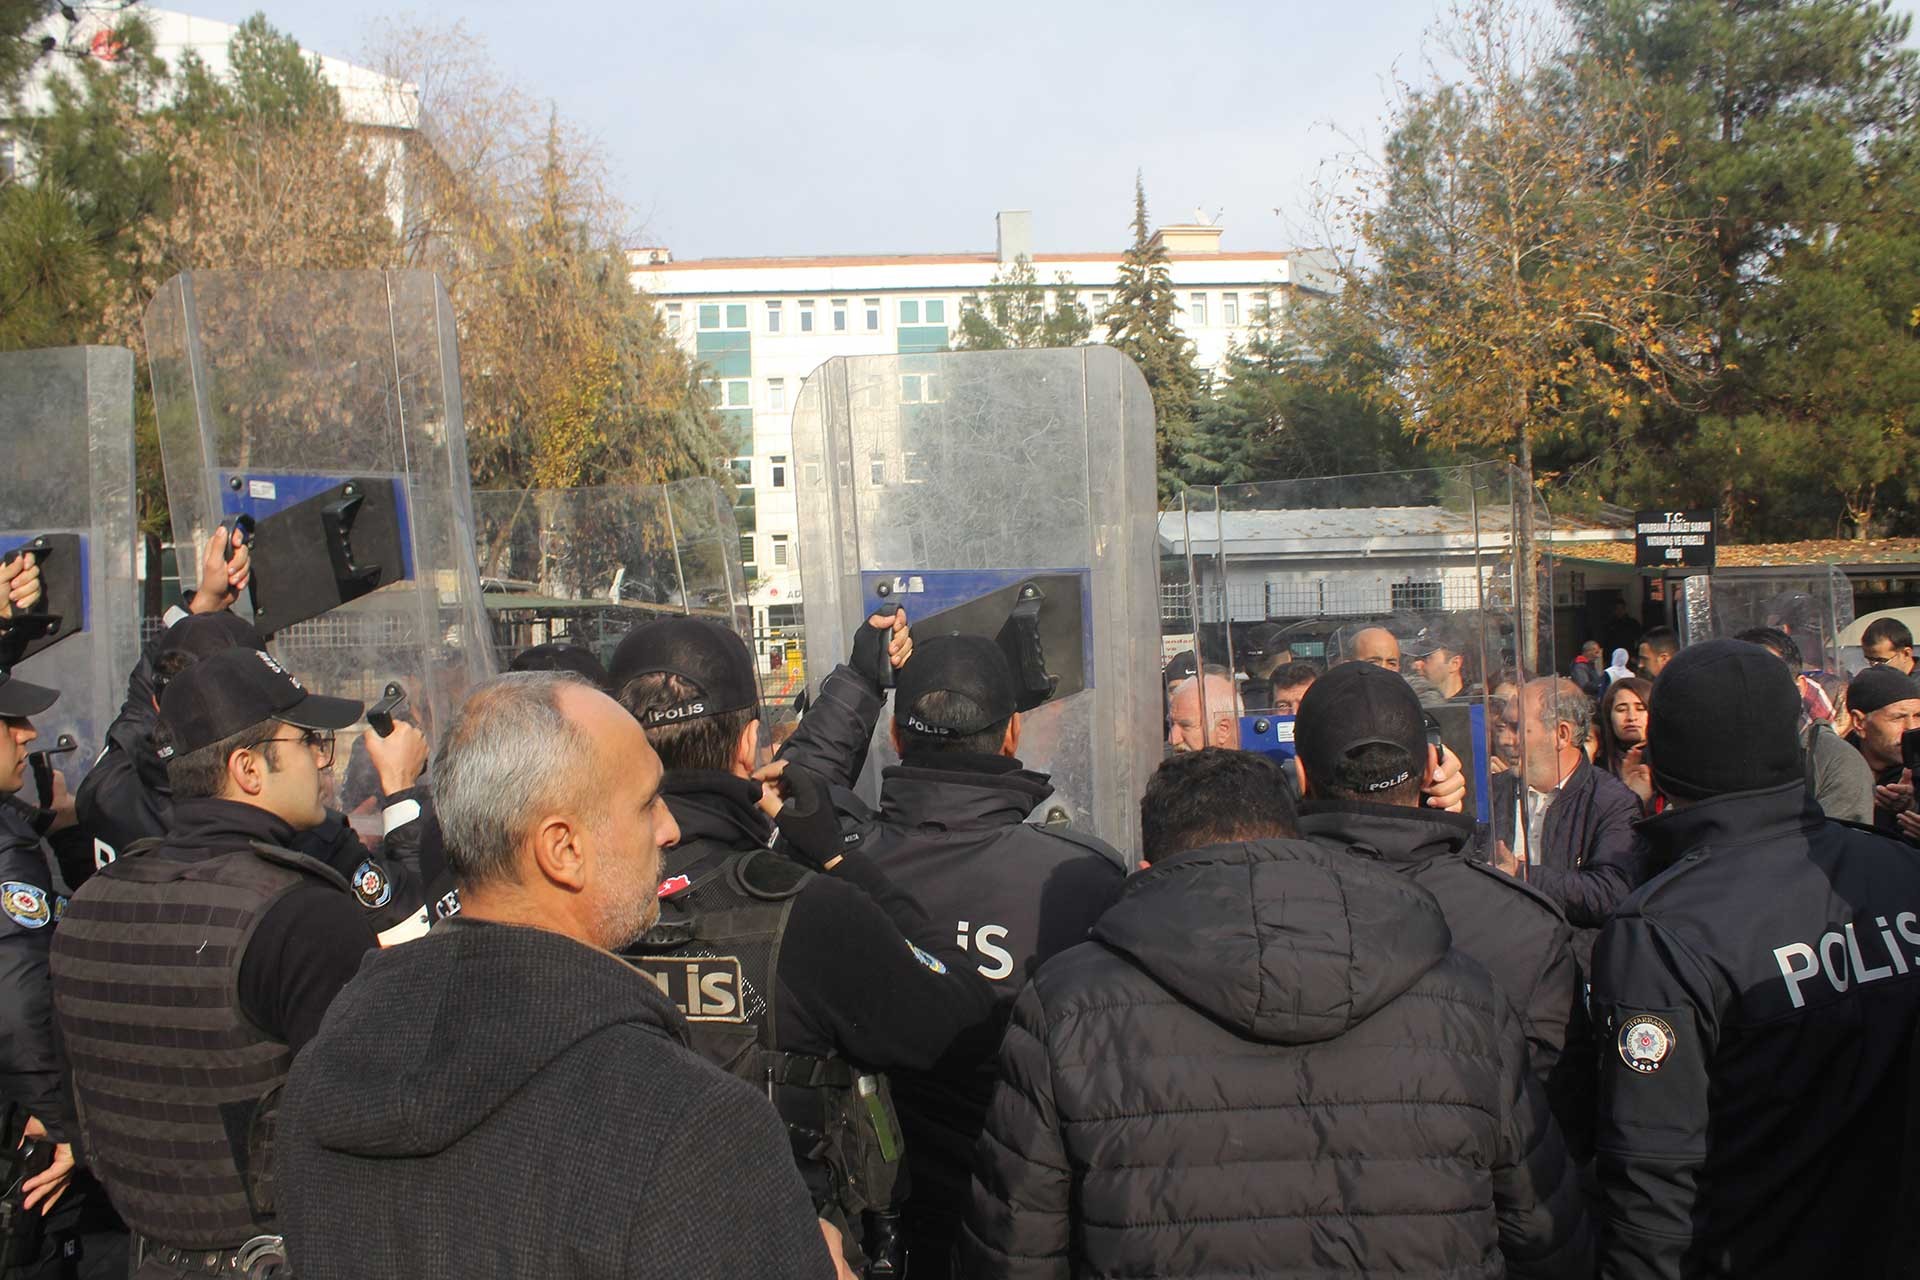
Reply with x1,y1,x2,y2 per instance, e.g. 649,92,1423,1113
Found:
0,525,1917,1280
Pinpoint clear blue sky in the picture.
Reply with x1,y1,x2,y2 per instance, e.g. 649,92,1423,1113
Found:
162,0,1920,261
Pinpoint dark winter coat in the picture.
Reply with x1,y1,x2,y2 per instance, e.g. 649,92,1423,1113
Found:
1299,797,1595,1156
1496,756,1659,965
278,918,832,1280
958,838,1590,1280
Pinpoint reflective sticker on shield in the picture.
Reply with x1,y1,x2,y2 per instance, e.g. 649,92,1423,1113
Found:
351,860,393,910
1618,1014,1676,1075
1,882,50,929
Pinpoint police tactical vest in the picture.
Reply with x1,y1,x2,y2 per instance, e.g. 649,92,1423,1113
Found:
623,849,903,1227
48,839,347,1248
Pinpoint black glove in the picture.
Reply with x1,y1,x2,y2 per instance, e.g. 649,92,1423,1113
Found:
775,764,860,870
849,605,901,690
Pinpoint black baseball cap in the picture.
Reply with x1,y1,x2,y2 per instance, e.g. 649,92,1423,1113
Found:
157,646,362,758
1241,624,1289,659
607,617,760,729
1295,660,1426,794
895,633,1017,737
155,611,266,665
509,642,611,690
0,668,58,719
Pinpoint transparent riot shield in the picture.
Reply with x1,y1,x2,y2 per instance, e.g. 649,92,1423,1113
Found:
0,348,140,785
472,476,755,672
1678,566,1856,675
144,271,494,771
793,348,1163,852
1161,463,1554,838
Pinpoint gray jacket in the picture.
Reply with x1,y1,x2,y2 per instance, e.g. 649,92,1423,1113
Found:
1803,719,1873,826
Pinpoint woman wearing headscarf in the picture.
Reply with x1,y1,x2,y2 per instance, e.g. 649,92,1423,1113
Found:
1604,647,1634,686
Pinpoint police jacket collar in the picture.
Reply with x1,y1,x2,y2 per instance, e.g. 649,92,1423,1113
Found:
880,754,1054,831
1637,778,1822,859
1297,797,1480,871
659,771,772,860
164,796,301,856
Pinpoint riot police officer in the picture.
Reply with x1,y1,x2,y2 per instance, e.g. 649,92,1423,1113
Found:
49,645,375,1279
780,631,1127,1280
75,528,431,940
609,614,996,1278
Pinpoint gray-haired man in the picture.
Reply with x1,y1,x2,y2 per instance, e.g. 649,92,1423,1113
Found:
278,672,837,1280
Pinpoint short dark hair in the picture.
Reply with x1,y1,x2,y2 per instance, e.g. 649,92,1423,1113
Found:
160,716,282,800
617,672,755,773
1641,626,1680,657
1864,617,1914,652
896,689,1009,757
151,648,201,701
1736,627,1801,669
1267,661,1321,693
1139,749,1299,864
1306,741,1424,808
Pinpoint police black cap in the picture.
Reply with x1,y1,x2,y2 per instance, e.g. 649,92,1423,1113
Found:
607,617,759,728
0,668,58,719
895,633,1017,738
155,611,265,665
158,646,362,757
1295,660,1426,794
509,642,611,690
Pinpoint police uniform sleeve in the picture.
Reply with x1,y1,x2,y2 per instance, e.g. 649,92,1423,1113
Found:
236,884,377,1054
780,866,998,1073
1590,910,1721,1280
0,846,74,1142
955,981,1072,1280
1488,986,1591,1279
776,665,886,792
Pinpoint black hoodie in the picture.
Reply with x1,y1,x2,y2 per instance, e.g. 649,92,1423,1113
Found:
278,918,833,1280
959,838,1589,1279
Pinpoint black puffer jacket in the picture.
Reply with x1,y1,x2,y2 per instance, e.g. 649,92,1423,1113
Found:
959,839,1589,1279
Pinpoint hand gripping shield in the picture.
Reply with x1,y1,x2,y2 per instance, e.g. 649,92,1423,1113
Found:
144,271,494,743
472,476,759,683
1161,462,1554,831
0,347,140,784
793,347,1162,851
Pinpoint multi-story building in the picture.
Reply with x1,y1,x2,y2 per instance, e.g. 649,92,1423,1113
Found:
629,210,1334,659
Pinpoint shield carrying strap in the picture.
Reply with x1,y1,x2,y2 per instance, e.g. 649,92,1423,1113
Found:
757,1050,854,1091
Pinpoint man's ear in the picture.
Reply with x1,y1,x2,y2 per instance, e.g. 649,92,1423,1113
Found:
1293,757,1309,797
529,814,588,891
1002,712,1022,759
225,747,267,799
733,718,761,777
888,719,905,757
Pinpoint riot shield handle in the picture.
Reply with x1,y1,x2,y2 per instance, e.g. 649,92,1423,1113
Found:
867,584,903,690
321,484,383,599
0,538,62,646
222,514,255,563
999,581,1059,711
367,682,407,738
26,734,76,812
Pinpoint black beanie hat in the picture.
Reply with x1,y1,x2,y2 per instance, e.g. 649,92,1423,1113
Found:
1647,639,1804,802
1847,665,1920,718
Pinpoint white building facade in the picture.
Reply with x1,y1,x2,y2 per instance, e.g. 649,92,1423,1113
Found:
629,211,1335,648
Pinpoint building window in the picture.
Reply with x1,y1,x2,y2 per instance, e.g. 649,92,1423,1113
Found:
901,374,923,403
1223,293,1239,326
698,303,720,330
799,301,815,332
739,534,755,565
726,303,747,329
768,603,801,628
772,534,790,568
766,300,782,333
925,298,945,324
900,300,919,325
832,299,848,331
1391,581,1444,612
769,454,788,488
730,457,753,486
864,298,881,331
869,457,886,486
725,380,750,407
899,298,946,325
1253,291,1272,324
904,452,930,482
1092,292,1109,312
1189,293,1208,326
768,378,786,413
665,302,682,335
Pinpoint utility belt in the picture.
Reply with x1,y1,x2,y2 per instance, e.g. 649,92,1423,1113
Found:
141,1236,289,1279
757,1050,906,1278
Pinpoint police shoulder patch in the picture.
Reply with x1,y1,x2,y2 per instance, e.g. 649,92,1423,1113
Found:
1,881,50,929
1618,1013,1676,1075
350,860,392,910
908,942,948,975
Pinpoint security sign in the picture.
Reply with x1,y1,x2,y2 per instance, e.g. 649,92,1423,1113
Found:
1619,1013,1676,1074
1635,509,1716,570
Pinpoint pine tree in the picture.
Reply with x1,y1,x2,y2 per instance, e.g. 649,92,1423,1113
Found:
1101,174,1202,498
